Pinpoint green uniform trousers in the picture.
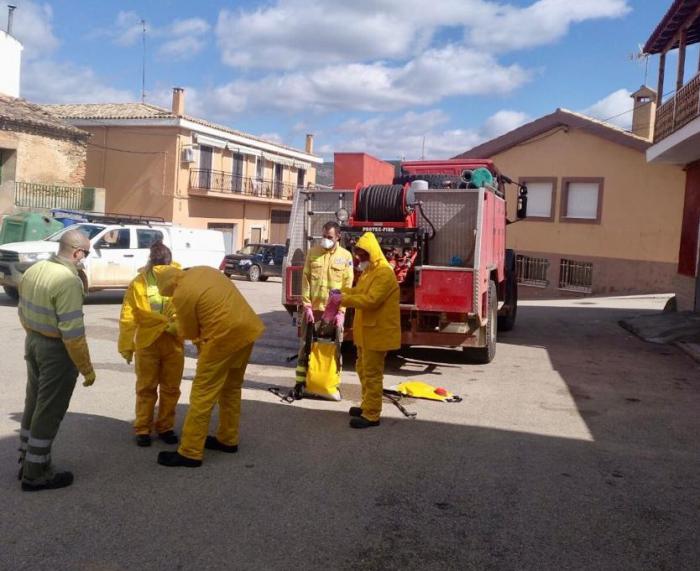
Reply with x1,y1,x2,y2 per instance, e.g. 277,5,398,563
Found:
20,331,78,483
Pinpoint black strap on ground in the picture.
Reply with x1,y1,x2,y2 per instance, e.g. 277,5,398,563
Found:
268,387,297,403
382,390,417,419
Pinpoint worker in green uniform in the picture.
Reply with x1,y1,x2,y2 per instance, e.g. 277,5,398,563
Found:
17,228,96,491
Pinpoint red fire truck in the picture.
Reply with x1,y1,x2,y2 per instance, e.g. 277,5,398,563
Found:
282,154,527,363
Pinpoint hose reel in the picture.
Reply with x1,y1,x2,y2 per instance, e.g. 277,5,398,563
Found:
354,184,415,223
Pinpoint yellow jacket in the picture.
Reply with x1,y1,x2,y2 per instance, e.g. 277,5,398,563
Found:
153,265,265,360
119,264,182,353
302,244,354,311
341,232,401,352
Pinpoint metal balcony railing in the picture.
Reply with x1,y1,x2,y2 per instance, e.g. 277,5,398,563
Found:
189,169,297,201
559,258,593,293
14,182,97,211
516,255,550,288
654,73,700,143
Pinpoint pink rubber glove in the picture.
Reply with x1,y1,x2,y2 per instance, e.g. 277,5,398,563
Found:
303,305,315,324
334,312,345,329
322,292,342,323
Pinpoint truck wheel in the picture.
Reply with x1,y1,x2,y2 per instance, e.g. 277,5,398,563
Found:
3,286,19,301
463,280,497,364
498,267,518,332
247,265,261,282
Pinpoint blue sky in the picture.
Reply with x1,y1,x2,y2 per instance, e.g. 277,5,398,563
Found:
8,0,695,160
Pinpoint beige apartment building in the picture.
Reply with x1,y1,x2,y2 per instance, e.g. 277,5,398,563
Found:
456,90,691,299
46,88,322,253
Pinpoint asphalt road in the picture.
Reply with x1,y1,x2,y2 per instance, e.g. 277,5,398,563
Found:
0,280,699,570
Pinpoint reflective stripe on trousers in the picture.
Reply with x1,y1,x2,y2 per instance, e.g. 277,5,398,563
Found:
21,331,78,483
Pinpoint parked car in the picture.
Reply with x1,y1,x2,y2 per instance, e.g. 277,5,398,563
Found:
0,221,226,300
223,243,287,282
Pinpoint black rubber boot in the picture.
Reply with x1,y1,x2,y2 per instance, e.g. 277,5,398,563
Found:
349,416,381,429
348,406,363,417
157,451,202,468
22,471,74,492
158,431,179,445
205,436,238,453
136,434,152,447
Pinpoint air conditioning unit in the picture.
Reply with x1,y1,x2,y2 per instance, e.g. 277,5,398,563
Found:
181,146,195,163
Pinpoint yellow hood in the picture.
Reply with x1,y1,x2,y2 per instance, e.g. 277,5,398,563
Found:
356,232,387,267
153,265,185,297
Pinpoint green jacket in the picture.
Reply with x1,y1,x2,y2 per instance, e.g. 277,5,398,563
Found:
18,255,93,375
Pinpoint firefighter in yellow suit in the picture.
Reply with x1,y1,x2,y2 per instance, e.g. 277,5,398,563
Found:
334,231,400,428
296,221,354,393
118,242,184,447
153,265,265,467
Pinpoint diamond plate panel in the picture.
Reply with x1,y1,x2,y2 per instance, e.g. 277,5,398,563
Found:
414,190,480,267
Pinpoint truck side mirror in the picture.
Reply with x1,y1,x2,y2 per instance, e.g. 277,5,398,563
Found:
517,186,528,219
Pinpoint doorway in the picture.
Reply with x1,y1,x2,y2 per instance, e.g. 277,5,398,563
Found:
695,222,700,312
250,227,262,243
208,223,238,254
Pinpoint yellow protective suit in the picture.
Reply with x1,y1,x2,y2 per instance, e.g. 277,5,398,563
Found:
154,266,265,460
119,265,184,435
341,232,401,421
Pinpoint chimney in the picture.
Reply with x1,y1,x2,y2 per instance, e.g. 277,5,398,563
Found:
7,4,16,35
630,85,657,140
172,87,185,117
305,134,314,154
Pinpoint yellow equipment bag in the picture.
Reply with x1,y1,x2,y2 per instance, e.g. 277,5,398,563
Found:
305,341,341,401
388,381,462,402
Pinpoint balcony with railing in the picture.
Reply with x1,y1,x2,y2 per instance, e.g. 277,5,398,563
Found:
654,72,700,143
14,182,105,212
189,169,297,201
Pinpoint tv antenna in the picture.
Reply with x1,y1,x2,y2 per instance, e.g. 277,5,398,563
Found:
141,19,147,102
629,43,650,85
421,135,426,160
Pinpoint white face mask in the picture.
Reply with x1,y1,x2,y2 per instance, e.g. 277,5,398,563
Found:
320,237,334,250
358,260,370,271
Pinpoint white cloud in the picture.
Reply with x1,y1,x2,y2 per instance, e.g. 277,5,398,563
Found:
10,1,59,59
580,88,633,130
111,11,144,47
22,60,133,103
325,108,531,160
200,47,530,115
469,0,631,52
157,35,206,60
216,0,630,70
259,132,284,144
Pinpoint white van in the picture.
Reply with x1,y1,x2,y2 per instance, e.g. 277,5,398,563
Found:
0,222,225,299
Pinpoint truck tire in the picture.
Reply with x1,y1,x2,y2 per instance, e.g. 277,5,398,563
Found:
3,286,19,301
247,265,261,282
498,249,518,332
463,280,497,364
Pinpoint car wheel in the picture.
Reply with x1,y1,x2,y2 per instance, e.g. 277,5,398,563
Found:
3,286,19,301
248,265,261,282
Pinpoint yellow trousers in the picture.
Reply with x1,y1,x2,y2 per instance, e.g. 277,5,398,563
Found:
134,333,184,435
178,343,254,460
356,347,386,422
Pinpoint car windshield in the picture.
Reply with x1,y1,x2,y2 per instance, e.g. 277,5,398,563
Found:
238,245,262,255
46,224,106,242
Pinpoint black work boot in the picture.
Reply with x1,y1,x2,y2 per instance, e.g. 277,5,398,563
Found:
205,436,238,453
157,451,202,468
22,471,74,492
350,416,381,429
136,434,152,447
158,431,179,445
348,406,363,417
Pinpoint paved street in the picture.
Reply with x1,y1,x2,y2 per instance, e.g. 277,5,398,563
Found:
1,280,699,570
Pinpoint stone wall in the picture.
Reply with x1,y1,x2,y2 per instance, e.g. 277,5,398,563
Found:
0,128,88,214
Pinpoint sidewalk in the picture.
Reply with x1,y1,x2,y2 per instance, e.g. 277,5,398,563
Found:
619,310,700,362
